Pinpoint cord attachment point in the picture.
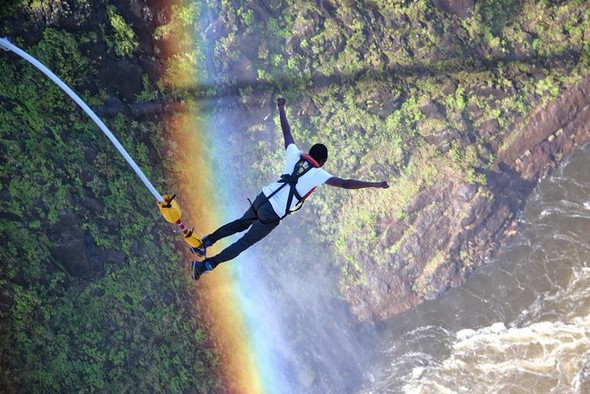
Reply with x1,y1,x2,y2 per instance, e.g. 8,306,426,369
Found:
157,194,181,223
0,37,12,51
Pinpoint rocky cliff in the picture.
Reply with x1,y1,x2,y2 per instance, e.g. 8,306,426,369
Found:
346,76,590,321
2,0,589,325
201,0,590,321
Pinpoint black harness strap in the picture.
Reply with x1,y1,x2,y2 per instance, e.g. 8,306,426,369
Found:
265,158,315,219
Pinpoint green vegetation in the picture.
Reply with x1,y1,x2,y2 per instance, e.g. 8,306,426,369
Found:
413,250,447,298
208,0,590,291
0,3,217,392
1,0,590,390
106,5,139,58
154,2,207,91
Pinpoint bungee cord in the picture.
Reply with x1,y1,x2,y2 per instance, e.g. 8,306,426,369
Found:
0,37,164,203
0,37,203,250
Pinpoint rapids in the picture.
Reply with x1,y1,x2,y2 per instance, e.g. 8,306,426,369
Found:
364,143,590,393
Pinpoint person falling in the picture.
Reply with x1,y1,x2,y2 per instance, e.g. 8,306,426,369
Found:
191,97,389,280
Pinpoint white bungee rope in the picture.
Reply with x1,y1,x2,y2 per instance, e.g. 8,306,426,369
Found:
0,37,165,204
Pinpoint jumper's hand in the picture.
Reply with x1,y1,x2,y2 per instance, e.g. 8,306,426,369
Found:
379,181,389,189
277,97,294,148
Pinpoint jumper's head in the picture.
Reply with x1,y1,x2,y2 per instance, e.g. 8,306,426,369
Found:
309,143,328,167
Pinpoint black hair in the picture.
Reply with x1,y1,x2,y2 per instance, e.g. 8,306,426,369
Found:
309,143,328,163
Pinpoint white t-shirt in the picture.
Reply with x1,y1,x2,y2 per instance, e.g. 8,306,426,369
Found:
262,143,332,217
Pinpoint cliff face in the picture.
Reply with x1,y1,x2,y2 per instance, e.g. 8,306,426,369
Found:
0,0,173,281
2,1,590,391
345,77,590,321
2,0,589,328
0,2,219,392
202,0,590,322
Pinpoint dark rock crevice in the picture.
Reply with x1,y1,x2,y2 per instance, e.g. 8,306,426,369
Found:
47,211,127,280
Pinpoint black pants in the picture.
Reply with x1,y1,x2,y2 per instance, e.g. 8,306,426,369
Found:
206,193,280,267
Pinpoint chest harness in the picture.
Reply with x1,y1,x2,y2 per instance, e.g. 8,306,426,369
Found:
265,153,320,219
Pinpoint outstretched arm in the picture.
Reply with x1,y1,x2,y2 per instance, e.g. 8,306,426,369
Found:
277,97,295,149
326,177,389,189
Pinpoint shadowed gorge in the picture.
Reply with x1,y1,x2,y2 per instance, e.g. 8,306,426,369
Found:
1,0,590,392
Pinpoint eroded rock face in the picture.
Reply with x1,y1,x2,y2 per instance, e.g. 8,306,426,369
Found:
344,174,492,321
500,78,590,181
344,77,590,321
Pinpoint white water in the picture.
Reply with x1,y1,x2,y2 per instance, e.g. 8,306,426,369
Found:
364,144,590,393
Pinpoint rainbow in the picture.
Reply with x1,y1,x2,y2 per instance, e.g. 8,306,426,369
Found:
1,2,304,391
159,2,282,392
163,112,267,393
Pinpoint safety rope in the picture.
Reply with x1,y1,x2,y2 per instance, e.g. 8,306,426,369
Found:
0,37,165,203
1,37,204,250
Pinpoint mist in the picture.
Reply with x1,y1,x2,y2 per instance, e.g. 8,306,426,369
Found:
202,96,383,392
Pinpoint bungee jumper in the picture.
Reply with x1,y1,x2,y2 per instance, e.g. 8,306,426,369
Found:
0,38,203,252
190,97,389,280
1,38,388,282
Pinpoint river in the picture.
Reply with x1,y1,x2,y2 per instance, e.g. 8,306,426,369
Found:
363,143,590,393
